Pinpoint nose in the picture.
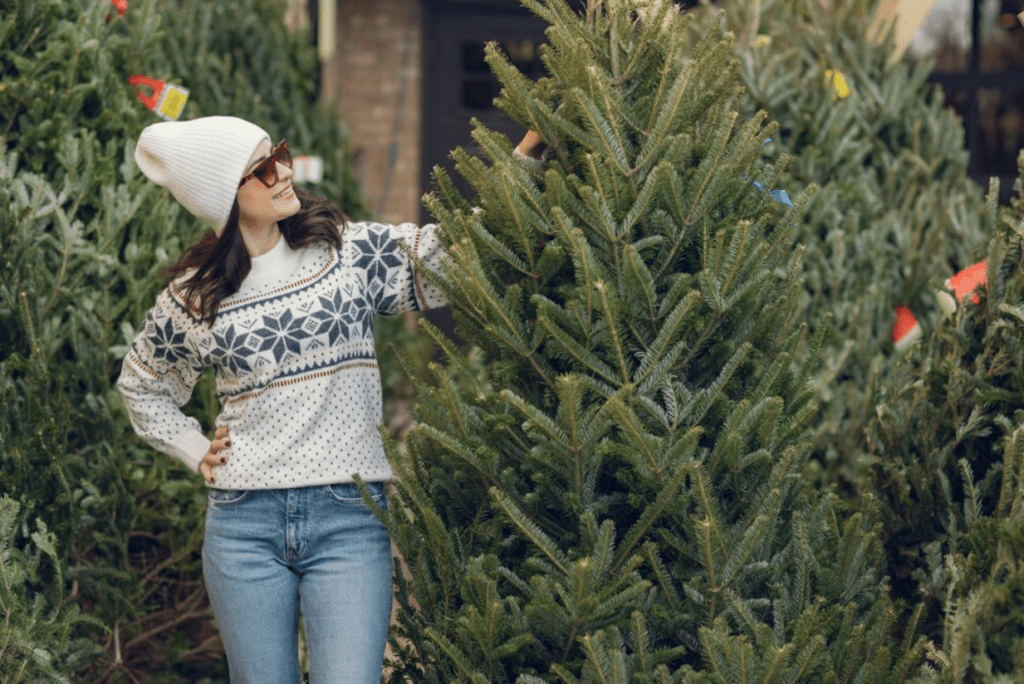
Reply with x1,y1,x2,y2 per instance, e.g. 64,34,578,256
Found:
277,160,293,181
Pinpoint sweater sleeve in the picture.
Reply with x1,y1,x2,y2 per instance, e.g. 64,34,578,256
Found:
346,220,449,314
117,288,211,473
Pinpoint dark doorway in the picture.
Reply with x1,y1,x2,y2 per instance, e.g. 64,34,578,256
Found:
420,1,551,226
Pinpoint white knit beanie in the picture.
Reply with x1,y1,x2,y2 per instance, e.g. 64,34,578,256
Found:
134,116,271,234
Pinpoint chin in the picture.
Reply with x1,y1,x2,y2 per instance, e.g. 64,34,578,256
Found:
281,194,301,217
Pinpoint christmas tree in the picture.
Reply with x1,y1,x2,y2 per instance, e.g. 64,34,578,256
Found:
708,0,990,487
863,163,1024,680
1,0,366,678
379,1,917,680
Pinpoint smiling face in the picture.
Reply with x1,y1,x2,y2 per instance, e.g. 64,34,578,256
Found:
236,138,301,230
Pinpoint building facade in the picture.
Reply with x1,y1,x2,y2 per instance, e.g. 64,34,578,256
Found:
286,0,549,226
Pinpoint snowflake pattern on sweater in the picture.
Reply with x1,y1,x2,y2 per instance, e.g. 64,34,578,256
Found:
117,221,447,489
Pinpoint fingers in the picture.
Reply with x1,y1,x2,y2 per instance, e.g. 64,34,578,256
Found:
211,425,231,454
202,427,232,484
201,451,228,484
520,130,543,147
515,130,547,160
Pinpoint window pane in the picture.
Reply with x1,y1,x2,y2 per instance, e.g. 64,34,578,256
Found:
462,42,489,73
978,87,1024,175
462,79,499,110
979,0,1024,72
462,39,541,75
503,39,538,74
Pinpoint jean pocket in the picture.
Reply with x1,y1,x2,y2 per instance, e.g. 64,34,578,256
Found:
325,481,386,508
207,488,248,507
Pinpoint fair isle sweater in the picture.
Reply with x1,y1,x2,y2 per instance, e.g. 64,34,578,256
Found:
117,221,447,490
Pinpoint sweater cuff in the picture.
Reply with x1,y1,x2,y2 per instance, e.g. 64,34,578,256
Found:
172,429,211,474
513,148,546,171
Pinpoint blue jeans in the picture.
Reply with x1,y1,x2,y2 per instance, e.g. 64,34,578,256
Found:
202,482,393,683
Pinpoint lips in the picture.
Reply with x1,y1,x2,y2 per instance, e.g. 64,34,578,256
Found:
273,185,294,199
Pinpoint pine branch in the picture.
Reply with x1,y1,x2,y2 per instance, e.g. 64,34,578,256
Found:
612,455,697,573
490,487,570,574
535,298,620,384
681,341,752,428
632,290,701,394
571,86,631,177
642,542,681,615
602,397,666,480
423,627,489,684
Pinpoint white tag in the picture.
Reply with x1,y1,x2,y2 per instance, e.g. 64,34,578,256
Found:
292,155,324,183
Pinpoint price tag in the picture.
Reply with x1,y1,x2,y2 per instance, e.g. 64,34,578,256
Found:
825,69,851,101
892,305,921,350
292,155,324,183
157,84,189,120
937,261,987,315
129,74,189,121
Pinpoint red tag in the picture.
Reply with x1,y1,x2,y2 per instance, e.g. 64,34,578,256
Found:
892,305,920,350
129,74,165,111
128,75,189,120
945,261,987,306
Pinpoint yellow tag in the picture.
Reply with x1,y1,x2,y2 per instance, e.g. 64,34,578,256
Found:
753,35,771,48
157,84,189,120
825,69,851,101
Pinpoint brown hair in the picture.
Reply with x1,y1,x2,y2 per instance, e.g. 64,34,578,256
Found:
166,187,346,326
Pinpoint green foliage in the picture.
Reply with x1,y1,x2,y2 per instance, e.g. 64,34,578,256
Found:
0,496,105,683
381,1,913,680
0,0,367,679
863,165,1024,680
708,0,990,486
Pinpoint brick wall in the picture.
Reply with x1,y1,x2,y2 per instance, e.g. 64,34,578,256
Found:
321,0,424,226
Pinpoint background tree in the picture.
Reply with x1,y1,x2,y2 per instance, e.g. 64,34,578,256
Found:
863,163,1024,680
379,1,918,680
705,0,990,489
0,0,371,679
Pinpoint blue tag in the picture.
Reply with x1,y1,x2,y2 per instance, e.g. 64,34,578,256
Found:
770,189,792,208
745,176,792,208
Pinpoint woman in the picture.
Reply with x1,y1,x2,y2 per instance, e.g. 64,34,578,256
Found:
118,116,544,682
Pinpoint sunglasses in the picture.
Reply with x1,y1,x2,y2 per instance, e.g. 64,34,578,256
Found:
238,139,292,188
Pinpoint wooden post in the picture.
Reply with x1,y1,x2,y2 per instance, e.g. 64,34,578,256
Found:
868,0,940,63
318,0,337,63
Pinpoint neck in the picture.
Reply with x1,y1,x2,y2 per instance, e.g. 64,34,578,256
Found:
238,219,282,258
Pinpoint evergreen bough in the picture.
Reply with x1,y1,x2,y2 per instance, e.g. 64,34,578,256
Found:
380,1,918,680
864,161,1024,680
713,0,990,486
